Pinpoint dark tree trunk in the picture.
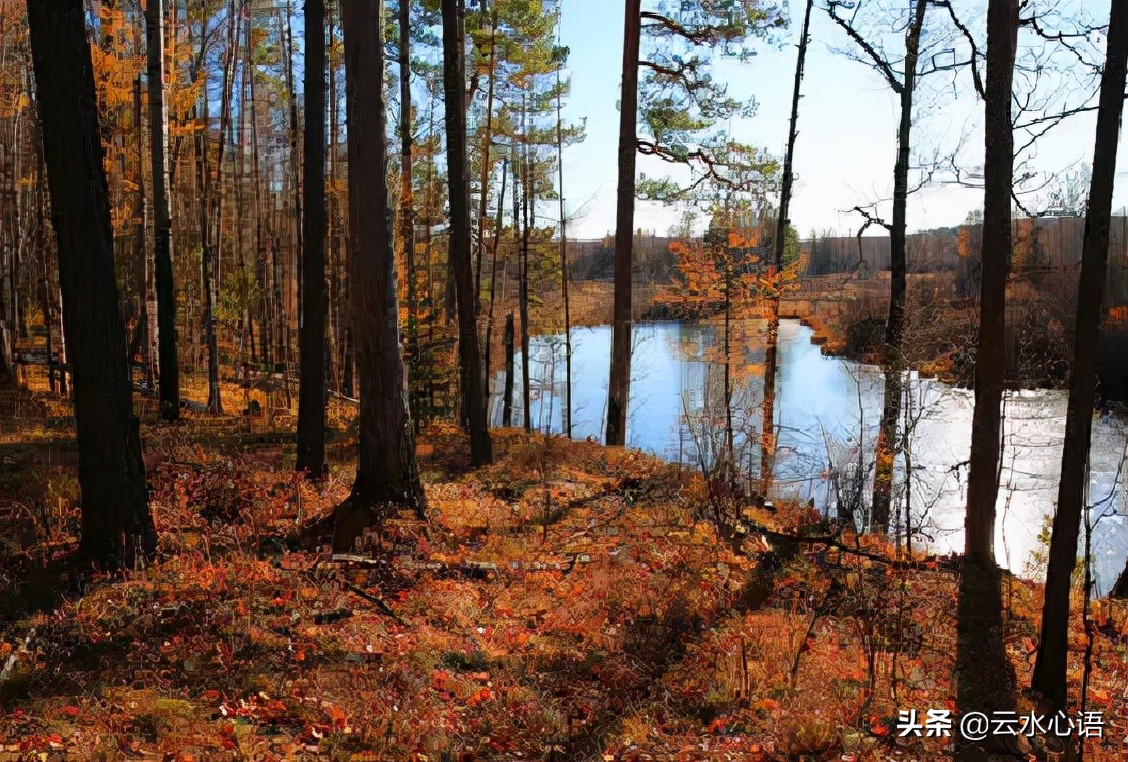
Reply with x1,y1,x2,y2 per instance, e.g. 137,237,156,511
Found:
0,319,11,387
201,0,240,416
0,96,15,387
1032,0,1128,711
0,211,12,385
327,12,352,400
146,0,180,421
33,129,55,396
954,3,1021,758
249,31,271,371
503,311,514,428
327,6,340,390
606,0,641,447
1112,557,1128,599
297,0,327,479
483,157,507,410
474,6,498,308
761,0,812,495
326,0,426,553
555,64,572,439
42,231,54,396
131,77,152,391
519,100,532,432
27,0,156,567
441,0,493,464
871,0,928,533
398,0,419,427
282,0,303,344
723,264,734,473
195,70,221,415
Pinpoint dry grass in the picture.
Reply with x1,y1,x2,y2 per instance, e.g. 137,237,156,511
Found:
1,369,1126,760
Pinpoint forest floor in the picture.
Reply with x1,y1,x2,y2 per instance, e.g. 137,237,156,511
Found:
1,371,1127,761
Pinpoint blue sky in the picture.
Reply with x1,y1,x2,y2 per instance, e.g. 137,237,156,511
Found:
554,0,1117,240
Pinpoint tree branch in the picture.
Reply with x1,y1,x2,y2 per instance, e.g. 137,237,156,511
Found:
929,0,985,98
640,10,738,46
827,1,903,94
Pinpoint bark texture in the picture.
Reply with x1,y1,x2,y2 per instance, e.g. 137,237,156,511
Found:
330,0,426,553
398,0,419,426
954,2,1021,757
296,0,327,478
145,0,179,420
441,0,493,464
606,0,642,447
28,0,157,567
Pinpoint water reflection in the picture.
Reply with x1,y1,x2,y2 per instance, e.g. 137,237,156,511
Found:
488,319,1128,594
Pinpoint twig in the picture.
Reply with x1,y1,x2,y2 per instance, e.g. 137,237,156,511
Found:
341,581,405,625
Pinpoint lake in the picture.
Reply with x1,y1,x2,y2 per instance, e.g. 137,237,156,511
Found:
488,319,1128,596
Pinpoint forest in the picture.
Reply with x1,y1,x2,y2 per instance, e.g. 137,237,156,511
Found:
1,0,1128,759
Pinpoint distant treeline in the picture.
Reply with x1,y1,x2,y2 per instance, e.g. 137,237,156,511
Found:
568,217,1128,310
566,234,679,283
805,216,1128,307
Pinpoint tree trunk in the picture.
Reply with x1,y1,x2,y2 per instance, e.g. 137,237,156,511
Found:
606,0,641,447
212,0,240,410
194,97,221,412
131,77,152,391
249,23,271,371
296,0,328,479
327,5,340,390
1112,556,1128,599
474,7,498,308
42,232,54,396
871,0,928,533
397,0,419,427
1032,0,1128,712
519,99,532,432
723,262,734,477
556,63,572,440
503,311,514,427
483,156,507,411
33,127,55,396
0,318,11,388
194,11,223,417
283,0,303,368
27,0,156,568
146,0,180,421
761,0,812,494
954,2,1021,758
0,214,12,385
441,0,493,464
326,0,426,553
235,11,251,376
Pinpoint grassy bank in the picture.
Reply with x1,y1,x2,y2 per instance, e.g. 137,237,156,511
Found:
1,372,1126,760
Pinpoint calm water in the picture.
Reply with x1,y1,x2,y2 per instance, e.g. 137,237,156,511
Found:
489,319,1128,595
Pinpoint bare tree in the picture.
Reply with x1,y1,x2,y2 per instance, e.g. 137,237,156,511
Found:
296,0,328,479
1033,0,1128,712
397,0,419,426
954,1,1021,757
324,0,427,552
827,0,930,533
606,0,642,447
762,0,814,493
27,0,157,567
144,0,179,421
442,0,493,465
